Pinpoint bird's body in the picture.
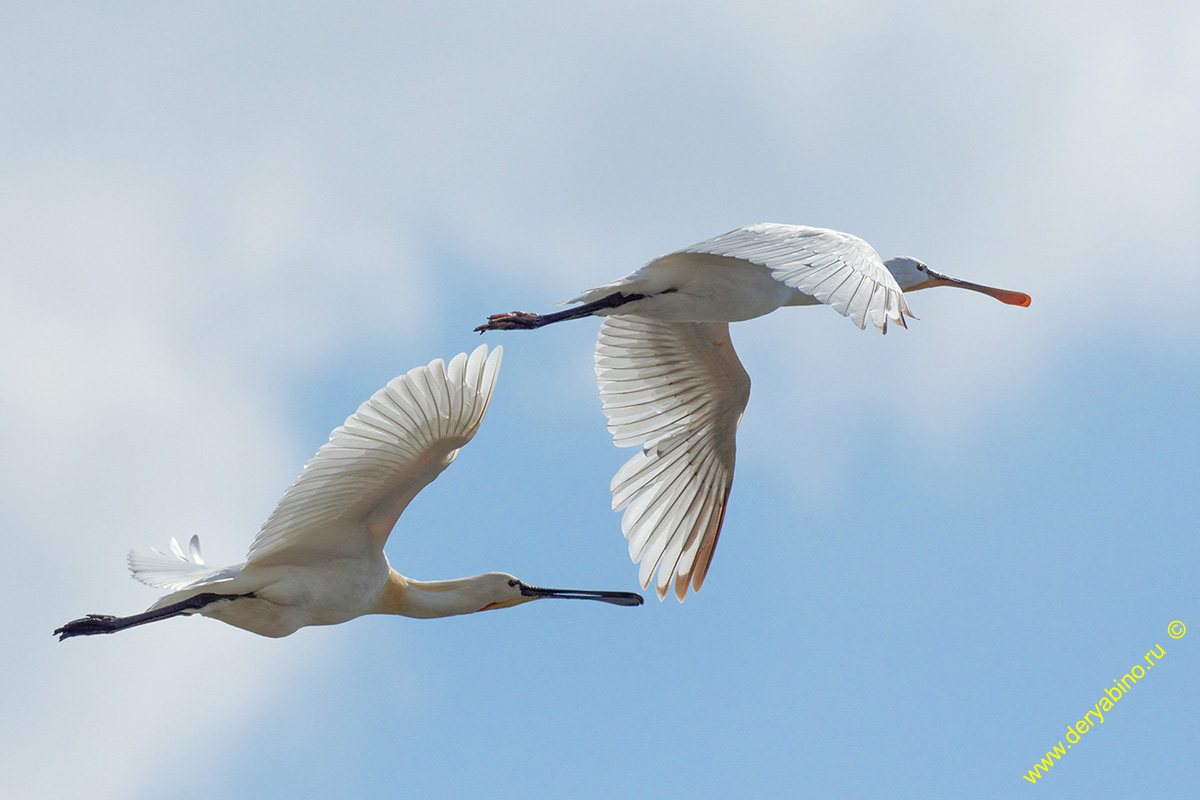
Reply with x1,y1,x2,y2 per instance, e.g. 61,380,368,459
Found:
477,223,1031,601
132,547,395,638
571,255,801,322
56,345,642,641
559,224,919,328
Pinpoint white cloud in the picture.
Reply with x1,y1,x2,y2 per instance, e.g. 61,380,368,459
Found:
0,98,434,799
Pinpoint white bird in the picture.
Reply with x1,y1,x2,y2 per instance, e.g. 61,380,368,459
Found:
476,223,1031,602
55,345,642,641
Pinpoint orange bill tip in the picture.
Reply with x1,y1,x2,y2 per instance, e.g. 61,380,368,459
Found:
997,290,1032,307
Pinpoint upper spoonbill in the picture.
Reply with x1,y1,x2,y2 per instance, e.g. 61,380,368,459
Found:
55,344,643,641
476,223,1030,602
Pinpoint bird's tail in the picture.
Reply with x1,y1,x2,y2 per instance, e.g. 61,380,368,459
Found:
128,535,220,591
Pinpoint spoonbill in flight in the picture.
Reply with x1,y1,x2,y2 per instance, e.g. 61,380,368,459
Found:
476,223,1030,602
55,345,643,641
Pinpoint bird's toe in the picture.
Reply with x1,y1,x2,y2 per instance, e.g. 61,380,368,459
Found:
54,614,119,640
474,311,541,332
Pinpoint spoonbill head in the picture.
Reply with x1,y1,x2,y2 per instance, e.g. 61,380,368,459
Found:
476,224,1031,602
883,256,1032,306
54,345,643,641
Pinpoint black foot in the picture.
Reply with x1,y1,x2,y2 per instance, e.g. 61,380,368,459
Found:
474,312,543,332
54,614,122,640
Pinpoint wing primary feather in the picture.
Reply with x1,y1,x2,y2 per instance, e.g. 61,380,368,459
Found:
623,443,712,563
659,457,723,591
641,451,721,597
445,350,467,433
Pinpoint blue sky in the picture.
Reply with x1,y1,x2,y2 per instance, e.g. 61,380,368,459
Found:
3,2,1198,797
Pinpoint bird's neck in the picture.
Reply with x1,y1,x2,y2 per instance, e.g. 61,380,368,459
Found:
376,570,488,619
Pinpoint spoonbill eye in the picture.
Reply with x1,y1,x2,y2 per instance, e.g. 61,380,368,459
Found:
508,579,518,587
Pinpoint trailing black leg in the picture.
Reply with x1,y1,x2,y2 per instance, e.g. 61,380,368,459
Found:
54,592,255,641
475,291,646,332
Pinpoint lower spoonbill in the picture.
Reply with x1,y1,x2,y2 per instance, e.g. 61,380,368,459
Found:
55,344,642,641
475,223,1031,601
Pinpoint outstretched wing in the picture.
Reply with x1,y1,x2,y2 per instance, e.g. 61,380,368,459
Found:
595,315,750,601
680,223,912,332
244,345,502,567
